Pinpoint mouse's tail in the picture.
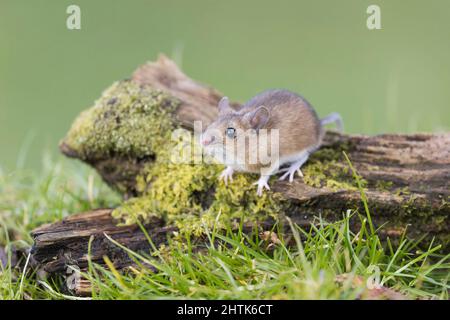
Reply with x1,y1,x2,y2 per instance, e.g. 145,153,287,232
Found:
320,112,344,132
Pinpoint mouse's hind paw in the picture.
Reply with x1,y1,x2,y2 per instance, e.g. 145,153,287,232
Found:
219,166,234,186
279,166,304,182
278,153,309,182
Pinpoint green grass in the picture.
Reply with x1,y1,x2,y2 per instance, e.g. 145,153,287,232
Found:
0,155,449,300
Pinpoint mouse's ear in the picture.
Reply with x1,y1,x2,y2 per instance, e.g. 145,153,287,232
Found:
218,96,233,116
245,106,270,131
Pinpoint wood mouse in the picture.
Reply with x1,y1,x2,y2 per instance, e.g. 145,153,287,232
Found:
200,89,343,196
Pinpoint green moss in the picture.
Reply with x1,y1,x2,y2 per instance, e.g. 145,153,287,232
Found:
111,141,361,235
394,186,411,196
111,141,366,236
301,147,364,191
113,156,286,236
374,180,394,191
63,80,179,160
302,160,356,191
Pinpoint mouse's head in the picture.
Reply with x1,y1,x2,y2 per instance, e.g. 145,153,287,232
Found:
200,97,271,165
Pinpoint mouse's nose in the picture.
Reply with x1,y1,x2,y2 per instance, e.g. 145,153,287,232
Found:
201,135,215,146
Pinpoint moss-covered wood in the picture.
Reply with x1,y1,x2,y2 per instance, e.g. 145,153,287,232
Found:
31,55,449,276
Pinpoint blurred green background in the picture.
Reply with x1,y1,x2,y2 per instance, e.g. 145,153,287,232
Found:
1,0,449,171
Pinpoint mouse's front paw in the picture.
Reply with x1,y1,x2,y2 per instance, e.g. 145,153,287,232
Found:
253,176,271,196
219,166,234,185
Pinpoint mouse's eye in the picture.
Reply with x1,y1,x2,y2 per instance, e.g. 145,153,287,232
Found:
226,127,236,138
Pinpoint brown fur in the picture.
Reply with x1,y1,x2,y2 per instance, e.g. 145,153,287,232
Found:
202,89,323,173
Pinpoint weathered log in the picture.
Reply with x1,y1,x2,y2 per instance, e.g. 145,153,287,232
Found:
30,209,168,274
30,208,277,279
31,55,449,276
